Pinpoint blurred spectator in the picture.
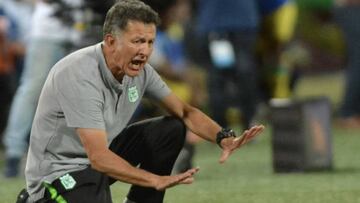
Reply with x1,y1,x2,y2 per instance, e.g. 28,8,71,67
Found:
0,9,24,142
2,0,115,178
195,0,260,130
142,0,205,173
256,0,299,100
0,0,33,140
2,0,80,178
334,0,360,127
1,0,33,82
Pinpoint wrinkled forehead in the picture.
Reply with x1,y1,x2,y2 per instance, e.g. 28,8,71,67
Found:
115,20,157,38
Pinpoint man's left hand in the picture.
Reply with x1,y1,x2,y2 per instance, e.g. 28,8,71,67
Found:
219,125,265,163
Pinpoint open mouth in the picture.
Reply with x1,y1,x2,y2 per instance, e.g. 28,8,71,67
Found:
130,59,145,71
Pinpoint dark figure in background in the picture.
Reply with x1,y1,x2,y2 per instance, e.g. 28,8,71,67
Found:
21,1,264,203
0,10,24,138
143,0,204,174
334,0,360,128
196,0,260,129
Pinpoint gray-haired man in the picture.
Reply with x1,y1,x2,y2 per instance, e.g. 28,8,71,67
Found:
22,1,264,202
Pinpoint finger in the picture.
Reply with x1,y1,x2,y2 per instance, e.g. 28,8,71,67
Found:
185,167,200,176
177,172,192,182
192,167,200,173
251,125,265,134
234,125,264,147
234,129,252,146
245,125,265,142
177,167,200,182
248,125,262,136
179,177,194,184
239,125,264,141
253,125,265,136
219,149,231,164
234,130,249,144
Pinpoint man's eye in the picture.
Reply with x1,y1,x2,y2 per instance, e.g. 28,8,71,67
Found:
134,39,145,44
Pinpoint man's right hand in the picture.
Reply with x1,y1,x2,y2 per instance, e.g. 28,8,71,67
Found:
78,128,200,190
155,167,200,191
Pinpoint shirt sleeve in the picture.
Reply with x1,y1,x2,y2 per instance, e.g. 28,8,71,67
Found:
54,66,105,130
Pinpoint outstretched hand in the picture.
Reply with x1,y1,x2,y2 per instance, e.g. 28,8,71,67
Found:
155,167,200,191
219,125,265,163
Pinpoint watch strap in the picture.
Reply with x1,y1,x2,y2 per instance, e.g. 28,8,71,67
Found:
216,128,236,148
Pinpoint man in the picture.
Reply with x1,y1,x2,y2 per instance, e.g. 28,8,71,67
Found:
23,1,264,202
196,0,260,131
335,0,360,128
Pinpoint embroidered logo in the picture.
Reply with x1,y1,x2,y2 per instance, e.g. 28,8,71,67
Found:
59,174,76,190
128,86,139,103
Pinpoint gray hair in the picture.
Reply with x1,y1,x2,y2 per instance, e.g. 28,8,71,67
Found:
103,0,161,37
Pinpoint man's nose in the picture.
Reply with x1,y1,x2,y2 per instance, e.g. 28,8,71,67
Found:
138,43,152,56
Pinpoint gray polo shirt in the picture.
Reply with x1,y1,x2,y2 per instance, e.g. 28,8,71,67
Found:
25,42,171,202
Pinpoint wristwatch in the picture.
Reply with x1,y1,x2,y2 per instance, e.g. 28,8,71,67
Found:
216,128,236,148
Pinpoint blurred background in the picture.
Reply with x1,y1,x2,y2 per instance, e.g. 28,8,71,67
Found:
0,0,360,202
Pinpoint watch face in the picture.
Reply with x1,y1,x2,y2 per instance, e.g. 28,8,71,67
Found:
224,128,235,137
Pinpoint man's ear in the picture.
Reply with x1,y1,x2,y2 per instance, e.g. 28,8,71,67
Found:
104,34,116,46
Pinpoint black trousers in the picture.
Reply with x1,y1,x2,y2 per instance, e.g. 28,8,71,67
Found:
41,116,186,203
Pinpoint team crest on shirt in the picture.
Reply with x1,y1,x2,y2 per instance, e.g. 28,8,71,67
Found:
128,86,139,103
59,174,76,190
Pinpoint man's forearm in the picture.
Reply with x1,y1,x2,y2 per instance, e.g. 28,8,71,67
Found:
90,149,159,188
182,107,222,143
90,148,198,191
